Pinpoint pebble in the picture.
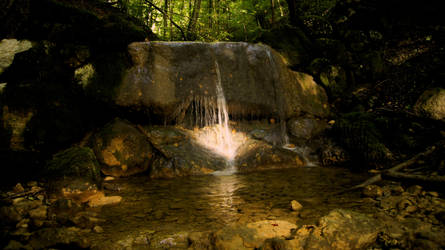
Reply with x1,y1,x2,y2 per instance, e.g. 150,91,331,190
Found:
104,176,115,181
93,225,104,233
405,205,417,213
26,181,38,187
407,185,422,195
428,191,439,197
362,185,383,198
13,183,25,193
28,206,47,220
290,200,303,211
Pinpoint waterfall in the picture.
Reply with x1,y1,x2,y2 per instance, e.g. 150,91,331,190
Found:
266,49,289,146
193,60,245,174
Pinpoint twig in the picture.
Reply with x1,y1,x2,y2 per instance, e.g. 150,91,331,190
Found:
335,143,440,195
2,187,43,201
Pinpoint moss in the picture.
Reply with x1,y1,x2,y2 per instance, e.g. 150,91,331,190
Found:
86,50,131,102
256,24,313,68
46,146,101,184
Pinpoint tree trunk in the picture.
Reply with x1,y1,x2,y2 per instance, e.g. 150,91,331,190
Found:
187,0,202,40
208,0,213,29
270,0,275,24
169,0,173,40
163,0,168,38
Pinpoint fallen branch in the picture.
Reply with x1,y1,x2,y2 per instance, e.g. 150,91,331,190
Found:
2,187,43,201
382,171,445,188
335,143,440,195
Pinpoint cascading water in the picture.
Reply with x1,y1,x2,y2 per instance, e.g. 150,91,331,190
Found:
265,49,289,146
192,60,246,174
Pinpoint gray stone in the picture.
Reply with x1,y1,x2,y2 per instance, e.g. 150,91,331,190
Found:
414,88,445,121
290,200,303,211
91,118,153,177
28,206,47,220
362,185,383,198
93,225,104,233
0,39,33,74
115,42,329,121
287,116,327,141
302,209,381,250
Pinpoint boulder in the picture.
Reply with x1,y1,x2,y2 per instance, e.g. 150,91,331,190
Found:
46,146,101,190
115,42,329,121
414,88,445,122
288,209,382,250
142,125,305,178
143,126,229,178
1,106,34,150
287,116,327,142
235,139,306,173
91,118,154,177
0,39,33,74
213,220,297,249
45,146,103,203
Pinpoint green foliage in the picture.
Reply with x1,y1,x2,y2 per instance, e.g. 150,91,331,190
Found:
107,0,290,42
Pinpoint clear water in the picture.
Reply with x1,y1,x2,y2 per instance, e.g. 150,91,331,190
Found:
88,167,371,246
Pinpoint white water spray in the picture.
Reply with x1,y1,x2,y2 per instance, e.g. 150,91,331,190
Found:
193,60,246,174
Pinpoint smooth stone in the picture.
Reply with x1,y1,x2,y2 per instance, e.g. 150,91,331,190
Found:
362,185,383,198
93,225,104,233
13,183,25,193
290,200,303,211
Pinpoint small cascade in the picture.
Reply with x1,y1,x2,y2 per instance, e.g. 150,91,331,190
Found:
192,60,246,174
265,49,289,146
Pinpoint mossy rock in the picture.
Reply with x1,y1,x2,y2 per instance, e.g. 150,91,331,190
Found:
46,146,101,185
331,112,392,168
91,118,154,177
256,25,313,67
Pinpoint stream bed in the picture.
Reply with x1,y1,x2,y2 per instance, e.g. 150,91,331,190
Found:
88,167,372,246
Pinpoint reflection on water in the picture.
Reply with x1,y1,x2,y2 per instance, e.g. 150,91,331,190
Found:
91,167,370,245
204,175,243,212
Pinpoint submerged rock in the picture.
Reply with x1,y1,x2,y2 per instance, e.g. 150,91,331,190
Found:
91,118,153,177
213,220,297,249
291,200,303,211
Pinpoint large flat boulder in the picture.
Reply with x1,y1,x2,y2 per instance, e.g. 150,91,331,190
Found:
116,42,329,121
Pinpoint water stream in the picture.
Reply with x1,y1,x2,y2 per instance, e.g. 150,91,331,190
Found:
192,60,246,174
87,167,372,247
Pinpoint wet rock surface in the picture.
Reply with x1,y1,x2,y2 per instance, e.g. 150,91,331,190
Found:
91,118,154,177
116,42,329,120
